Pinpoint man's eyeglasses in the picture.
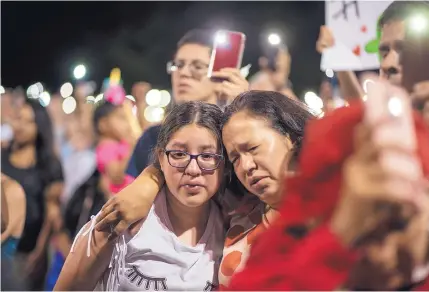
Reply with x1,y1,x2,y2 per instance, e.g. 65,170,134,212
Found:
164,150,223,171
166,60,209,77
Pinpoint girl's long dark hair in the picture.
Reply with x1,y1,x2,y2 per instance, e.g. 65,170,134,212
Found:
24,99,62,185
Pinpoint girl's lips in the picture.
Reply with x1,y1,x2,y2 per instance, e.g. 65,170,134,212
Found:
182,184,204,194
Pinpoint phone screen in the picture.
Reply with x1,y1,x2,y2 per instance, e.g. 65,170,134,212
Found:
401,9,429,100
208,31,246,81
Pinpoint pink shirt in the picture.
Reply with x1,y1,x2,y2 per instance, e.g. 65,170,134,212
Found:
96,140,134,194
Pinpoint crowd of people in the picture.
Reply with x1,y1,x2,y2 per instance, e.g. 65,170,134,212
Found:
2,1,429,291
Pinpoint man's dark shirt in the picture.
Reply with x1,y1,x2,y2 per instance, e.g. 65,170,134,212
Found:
126,125,161,177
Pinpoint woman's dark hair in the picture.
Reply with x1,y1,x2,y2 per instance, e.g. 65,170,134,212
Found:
152,101,224,168
223,90,314,164
92,101,118,135
23,99,62,185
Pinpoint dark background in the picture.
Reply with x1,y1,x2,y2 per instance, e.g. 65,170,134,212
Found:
1,1,326,98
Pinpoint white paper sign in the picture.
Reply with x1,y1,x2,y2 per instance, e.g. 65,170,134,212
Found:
321,0,393,71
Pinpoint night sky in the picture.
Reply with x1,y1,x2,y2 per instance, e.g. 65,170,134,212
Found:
2,1,326,98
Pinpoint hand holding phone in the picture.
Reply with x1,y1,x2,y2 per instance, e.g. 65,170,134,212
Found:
364,79,422,235
212,67,249,105
336,80,424,250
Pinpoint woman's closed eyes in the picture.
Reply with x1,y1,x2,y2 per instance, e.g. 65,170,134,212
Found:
230,146,259,165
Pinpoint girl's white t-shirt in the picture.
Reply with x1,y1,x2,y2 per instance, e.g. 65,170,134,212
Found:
97,188,225,291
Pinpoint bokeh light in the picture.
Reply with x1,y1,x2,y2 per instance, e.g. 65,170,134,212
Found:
0,85,5,94
410,14,428,33
60,82,73,98
27,83,41,99
215,31,227,45
86,95,95,103
35,82,44,94
159,90,171,107
126,95,136,102
268,33,281,45
144,106,165,123
146,89,162,106
39,91,51,107
325,68,334,78
388,96,403,117
94,93,104,103
304,91,324,115
62,96,77,114
73,64,87,80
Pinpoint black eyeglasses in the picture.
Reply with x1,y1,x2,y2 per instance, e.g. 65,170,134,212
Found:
164,150,223,171
166,60,209,77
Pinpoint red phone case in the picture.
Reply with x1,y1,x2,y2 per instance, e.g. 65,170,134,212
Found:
208,31,246,78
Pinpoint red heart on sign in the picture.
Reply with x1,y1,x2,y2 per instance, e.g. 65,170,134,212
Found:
353,45,361,56
361,25,367,33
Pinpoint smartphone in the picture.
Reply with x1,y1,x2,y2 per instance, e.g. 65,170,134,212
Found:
401,10,429,107
208,30,246,82
360,80,422,246
365,79,421,190
365,80,417,151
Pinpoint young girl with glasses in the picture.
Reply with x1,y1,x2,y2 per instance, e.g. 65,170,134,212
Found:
54,101,226,291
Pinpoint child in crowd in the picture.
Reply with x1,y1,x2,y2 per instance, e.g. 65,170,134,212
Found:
93,96,136,195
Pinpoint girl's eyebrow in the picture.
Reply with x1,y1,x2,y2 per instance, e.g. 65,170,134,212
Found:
168,141,217,152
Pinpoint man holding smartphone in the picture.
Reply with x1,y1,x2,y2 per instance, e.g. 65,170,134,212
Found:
126,29,249,177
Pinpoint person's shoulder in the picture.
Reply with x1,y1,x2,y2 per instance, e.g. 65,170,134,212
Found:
130,125,162,175
134,125,160,145
144,124,162,138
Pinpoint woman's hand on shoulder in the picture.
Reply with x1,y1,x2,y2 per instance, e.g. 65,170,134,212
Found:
95,194,151,240
95,165,164,238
